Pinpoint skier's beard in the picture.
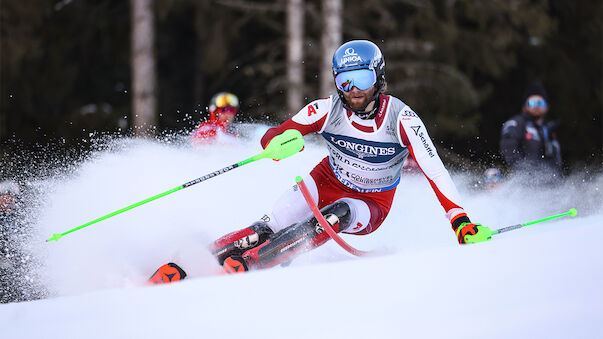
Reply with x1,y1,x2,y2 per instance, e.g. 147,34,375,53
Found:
343,86,376,110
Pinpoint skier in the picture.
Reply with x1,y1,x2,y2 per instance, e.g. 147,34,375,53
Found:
499,82,562,182
149,40,491,284
190,92,240,143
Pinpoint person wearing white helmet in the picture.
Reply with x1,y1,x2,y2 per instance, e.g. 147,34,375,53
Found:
150,40,491,282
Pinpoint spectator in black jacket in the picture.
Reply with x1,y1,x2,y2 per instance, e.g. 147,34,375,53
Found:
499,82,562,182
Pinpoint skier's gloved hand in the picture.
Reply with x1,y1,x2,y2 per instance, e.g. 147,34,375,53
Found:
260,128,304,161
451,216,492,244
458,223,492,244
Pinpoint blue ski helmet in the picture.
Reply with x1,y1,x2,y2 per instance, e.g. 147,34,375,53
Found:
332,40,385,113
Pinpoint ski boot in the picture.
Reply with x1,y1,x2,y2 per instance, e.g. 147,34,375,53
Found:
209,221,274,265
222,201,350,273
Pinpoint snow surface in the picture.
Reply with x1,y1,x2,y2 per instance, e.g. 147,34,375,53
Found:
1,126,602,339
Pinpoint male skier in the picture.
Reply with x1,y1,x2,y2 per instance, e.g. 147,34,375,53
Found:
149,40,491,284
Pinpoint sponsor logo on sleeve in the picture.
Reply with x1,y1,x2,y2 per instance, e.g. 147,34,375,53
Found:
400,107,418,118
420,134,434,157
411,125,421,135
410,125,435,157
307,103,318,116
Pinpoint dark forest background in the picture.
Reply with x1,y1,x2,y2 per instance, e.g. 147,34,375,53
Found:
1,0,601,175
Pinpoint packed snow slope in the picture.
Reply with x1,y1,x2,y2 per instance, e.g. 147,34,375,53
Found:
1,126,602,339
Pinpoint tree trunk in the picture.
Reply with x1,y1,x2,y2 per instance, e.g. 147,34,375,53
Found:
193,1,209,111
286,0,304,118
130,0,157,136
320,0,342,97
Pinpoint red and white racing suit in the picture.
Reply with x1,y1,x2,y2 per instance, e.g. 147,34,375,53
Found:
259,93,468,235
190,119,237,144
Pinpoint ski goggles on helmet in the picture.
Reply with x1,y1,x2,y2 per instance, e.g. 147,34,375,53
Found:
210,93,239,112
526,97,547,109
335,69,377,92
484,171,502,183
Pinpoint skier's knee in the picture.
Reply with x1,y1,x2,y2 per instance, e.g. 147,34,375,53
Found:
331,198,372,234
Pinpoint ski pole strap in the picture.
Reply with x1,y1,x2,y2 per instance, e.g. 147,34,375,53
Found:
295,176,369,256
491,208,578,236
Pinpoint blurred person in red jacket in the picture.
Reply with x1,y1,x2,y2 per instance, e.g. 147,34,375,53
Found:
191,92,240,143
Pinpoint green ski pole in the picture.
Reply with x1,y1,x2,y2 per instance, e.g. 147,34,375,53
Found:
491,208,578,236
46,129,304,242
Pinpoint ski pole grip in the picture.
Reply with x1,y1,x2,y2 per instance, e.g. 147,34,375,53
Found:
260,129,304,160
